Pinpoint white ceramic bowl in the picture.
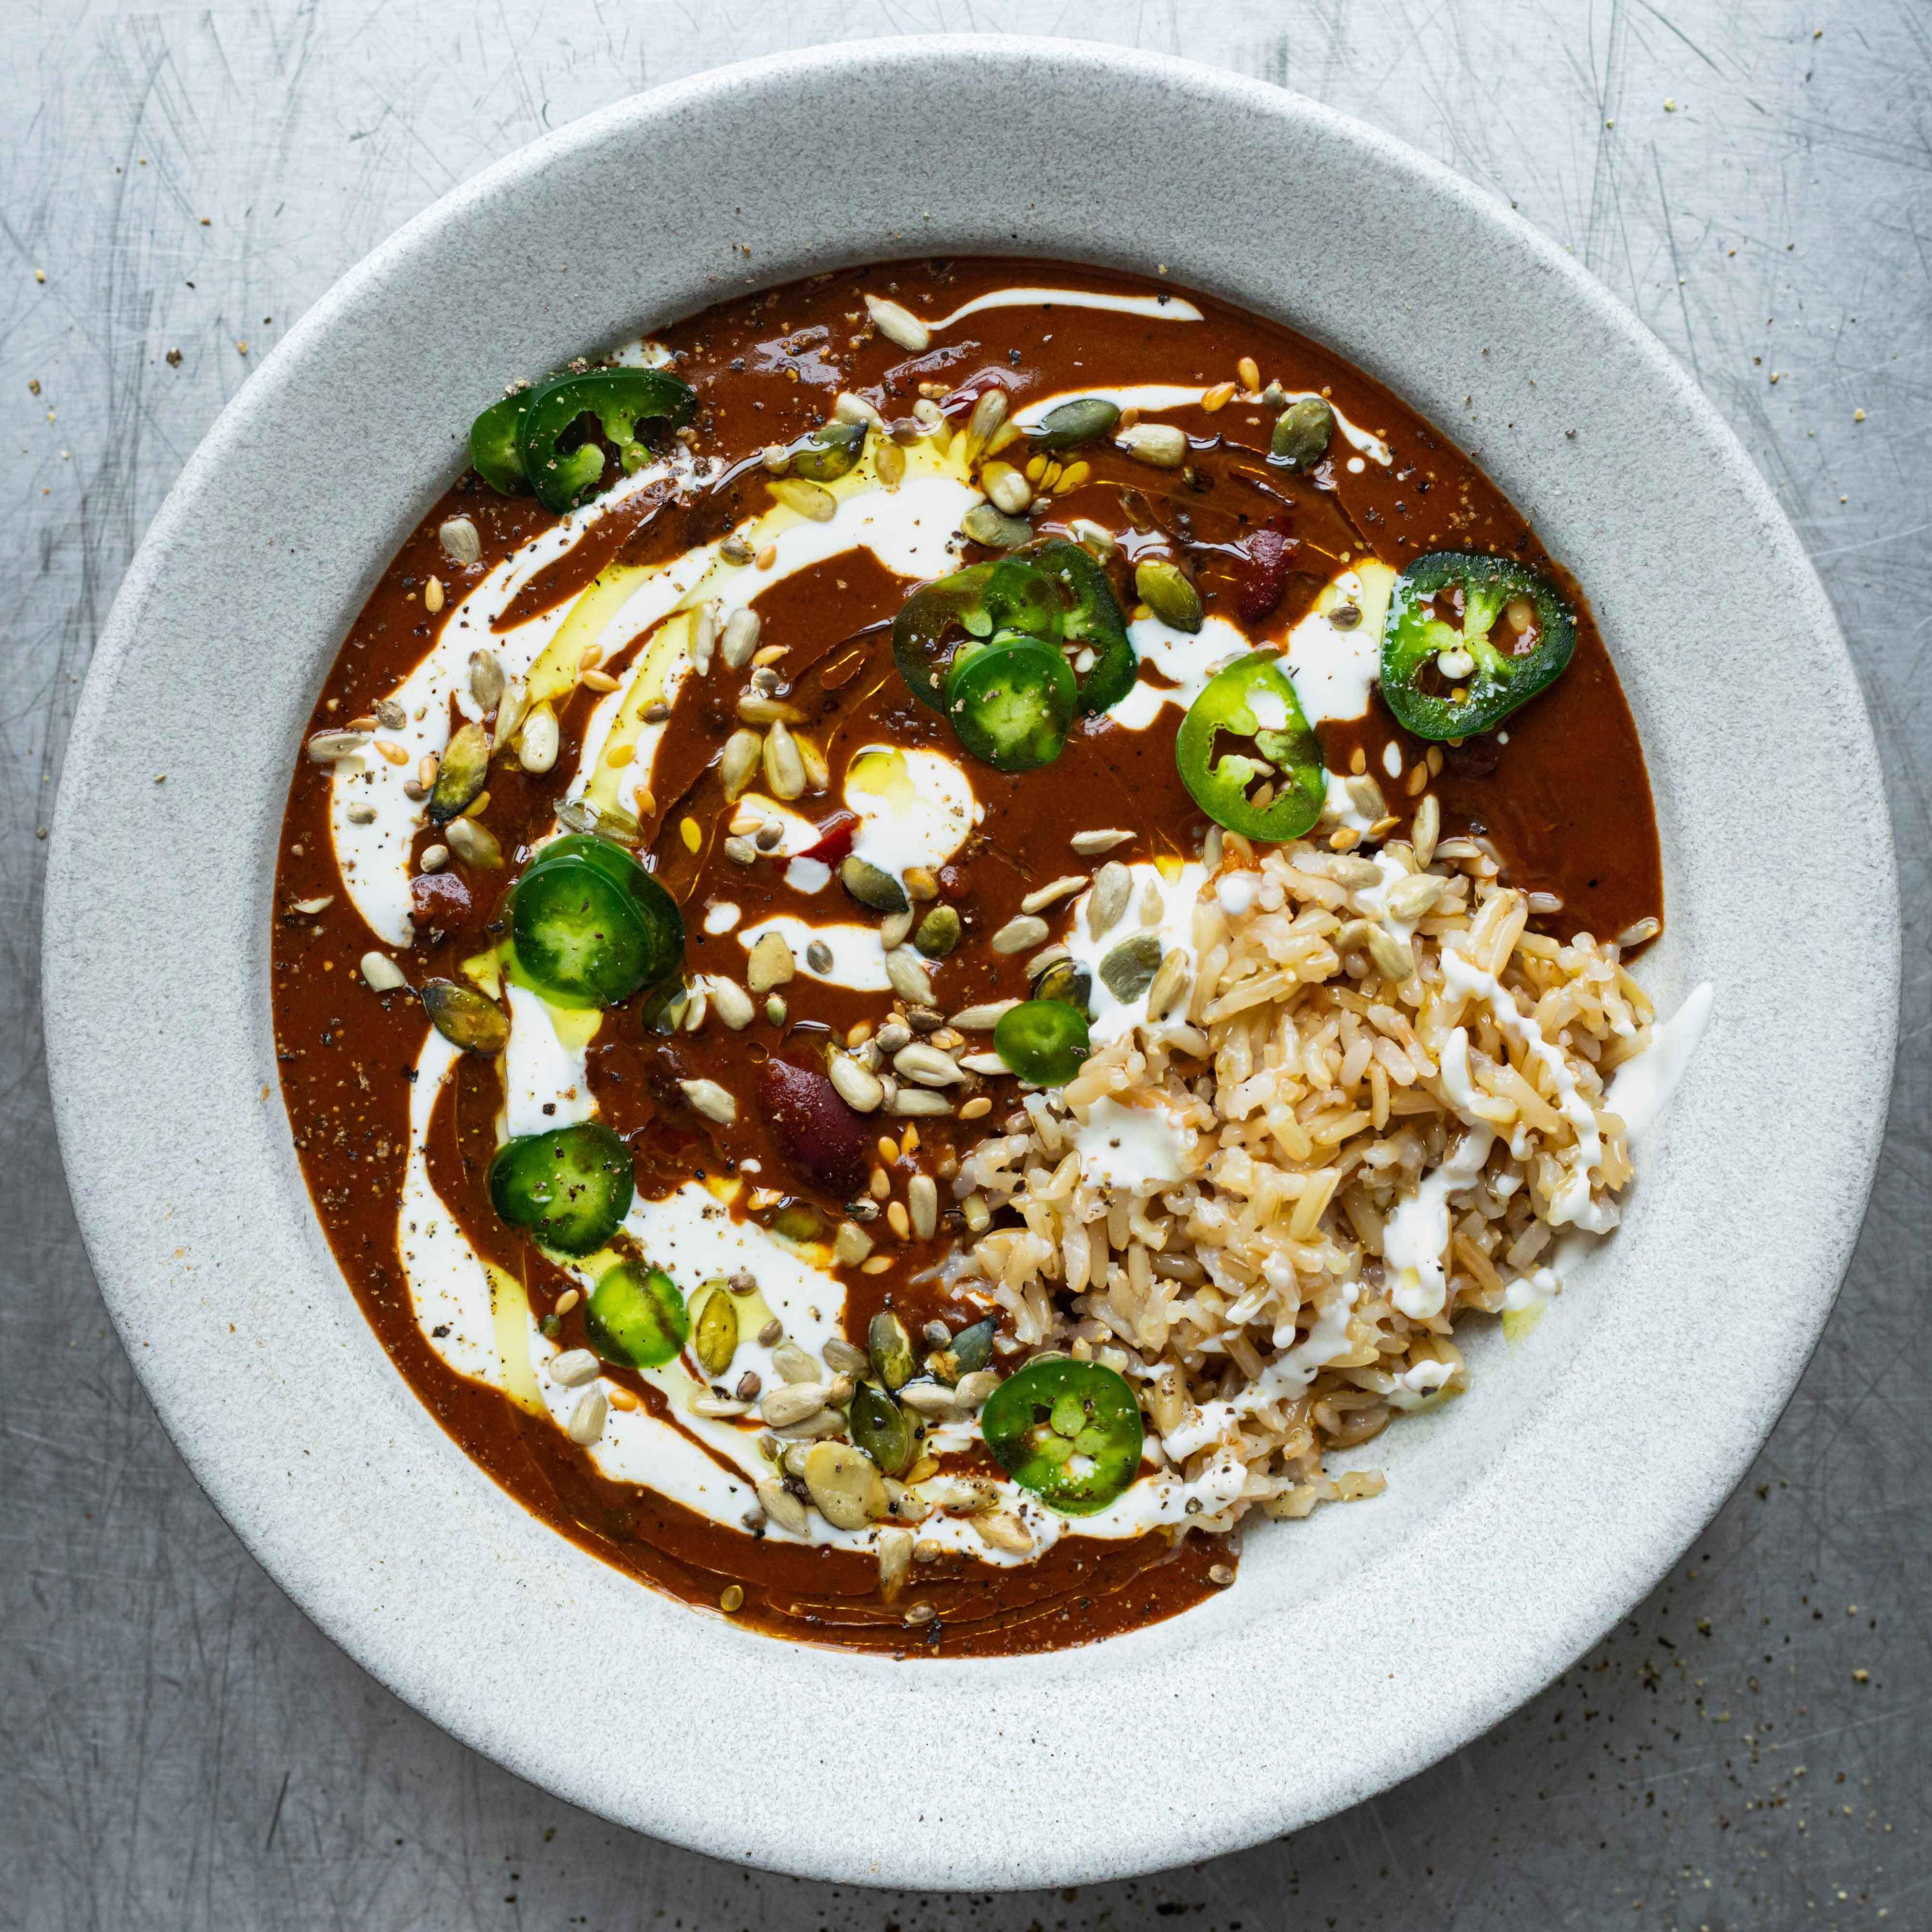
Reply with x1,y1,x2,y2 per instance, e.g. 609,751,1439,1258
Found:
44,37,1896,1890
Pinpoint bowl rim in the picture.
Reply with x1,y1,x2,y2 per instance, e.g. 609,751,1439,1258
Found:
43,32,1898,1889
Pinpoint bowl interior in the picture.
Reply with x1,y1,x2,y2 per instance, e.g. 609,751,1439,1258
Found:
42,35,1895,1891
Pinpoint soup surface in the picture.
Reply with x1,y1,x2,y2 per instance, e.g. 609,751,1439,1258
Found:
273,259,1675,1656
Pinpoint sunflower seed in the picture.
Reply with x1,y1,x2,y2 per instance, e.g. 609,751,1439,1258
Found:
444,817,502,868
747,1479,804,1536
549,1348,600,1387
772,1340,820,1385
865,294,929,353
1385,872,1446,921
973,1512,1034,1554
360,952,407,993
763,721,806,800
418,844,448,872
886,949,934,1004
963,387,1008,465
879,908,915,949
1411,792,1441,869
720,728,763,799
958,1052,1007,1076
1068,518,1117,558
991,914,1049,954
680,1078,738,1124
690,1396,751,1419
950,1000,1020,1031
897,1381,957,1418
1366,926,1415,983
822,1336,870,1376
891,1089,952,1117
832,1221,875,1271
305,730,368,762
1145,948,1191,1018
517,704,560,774
760,1382,830,1427
1346,773,1387,820
688,600,717,675
469,650,506,710
721,607,761,669
830,1054,886,1112
1071,828,1132,856
893,1043,964,1088
1115,423,1188,467
1020,874,1086,916
1085,862,1132,938
876,1525,914,1602
746,931,795,994
874,1020,913,1054
875,438,907,487
431,521,480,575
567,1388,608,1444
952,1369,1000,1410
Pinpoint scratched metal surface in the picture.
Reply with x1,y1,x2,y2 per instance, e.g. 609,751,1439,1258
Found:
4,2,1925,1926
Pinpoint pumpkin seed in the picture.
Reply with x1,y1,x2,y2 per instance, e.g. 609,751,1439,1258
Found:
360,952,408,994
469,650,506,710
1271,396,1335,471
961,502,1031,549
868,1310,916,1390
790,421,866,483
680,1078,737,1125
981,462,1031,515
429,721,489,822
1115,423,1187,467
1032,958,1092,1013
1086,861,1132,939
910,904,961,958
804,1441,888,1530
839,856,908,914
849,1383,915,1476
755,1478,810,1537
420,979,509,1053
876,1525,914,1602
864,294,929,353
305,729,368,762
991,913,1049,954
746,930,795,994
438,516,482,568
694,1288,739,1378
1135,559,1203,632
1032,396,1120,450
768,476,836,522
886,949,934,1005
830,1053,885,1113
1099,933,1164,1001
444,817,502,868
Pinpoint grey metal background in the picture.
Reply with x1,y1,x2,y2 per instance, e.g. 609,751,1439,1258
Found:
4,2,1924,1926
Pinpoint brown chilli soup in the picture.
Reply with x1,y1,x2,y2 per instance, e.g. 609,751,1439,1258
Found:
273,261,1689,1657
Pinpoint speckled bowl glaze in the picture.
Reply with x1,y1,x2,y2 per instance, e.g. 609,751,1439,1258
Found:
44,36,1897,1890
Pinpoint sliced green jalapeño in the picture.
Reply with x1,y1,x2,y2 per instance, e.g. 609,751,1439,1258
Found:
469,367,697,513
1175,653,1327,843
488,1120,634,1256
945,635,1077,773
893,558,1065,711
1019,538,1137,713
509,834,684,1009
583,1261,688,1370
993,998,1091,1086
981,1358,1145,1516
1379,551,1576,741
